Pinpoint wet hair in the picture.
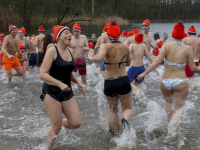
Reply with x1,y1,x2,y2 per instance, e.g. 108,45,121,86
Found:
154,33,160,41
43,33,53,54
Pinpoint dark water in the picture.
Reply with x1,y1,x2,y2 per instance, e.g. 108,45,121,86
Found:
1,23,200,150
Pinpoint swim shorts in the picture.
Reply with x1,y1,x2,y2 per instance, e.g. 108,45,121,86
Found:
100,59,105,70
73,58,87,75
185,61,199,77
3,55,21,71
104,76,132,97
40,83,74,102
29,53,37,66
127,66,145,83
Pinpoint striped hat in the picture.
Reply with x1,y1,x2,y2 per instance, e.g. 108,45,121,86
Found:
8,24,17,33
53,25,70,43
19,26,26,35
38,25,45,32
142,19,150,28
152,48,159,56
72,23,81,32
188,26,196,34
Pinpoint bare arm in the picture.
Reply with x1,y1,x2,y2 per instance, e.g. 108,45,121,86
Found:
88,44,107,62
144,45,153,63
1,36,10,56
94,37,101,54
126,48,131,66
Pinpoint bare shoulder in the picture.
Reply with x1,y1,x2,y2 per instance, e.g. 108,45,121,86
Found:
46,46,56,55
80,34,87,39
47,43,55,50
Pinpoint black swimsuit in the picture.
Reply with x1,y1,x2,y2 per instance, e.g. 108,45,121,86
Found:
103,41,132,97
40,46,76,102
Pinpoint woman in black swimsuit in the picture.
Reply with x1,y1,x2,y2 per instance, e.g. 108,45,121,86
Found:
88,21,132,136
39,25,85,149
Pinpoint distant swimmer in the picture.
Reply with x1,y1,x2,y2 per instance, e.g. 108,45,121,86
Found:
137,21,200,136
89,21,132,136
35,25,45,67
127,33,153,94
39,25,85,149
71,23,89,85
88,33,97,48
162,33,168,44
28,35,37,67
183,26,200,78
1,24,24,82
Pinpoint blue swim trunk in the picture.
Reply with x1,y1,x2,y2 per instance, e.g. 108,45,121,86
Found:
127,66,145,83
100,59,105,70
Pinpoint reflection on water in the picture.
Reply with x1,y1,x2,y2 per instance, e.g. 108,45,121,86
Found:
1,23,200,150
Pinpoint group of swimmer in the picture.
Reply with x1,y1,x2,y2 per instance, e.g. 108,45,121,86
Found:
1,19,200,149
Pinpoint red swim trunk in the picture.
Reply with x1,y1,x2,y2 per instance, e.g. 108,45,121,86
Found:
73,57,87,75
185,61,199,77
3,55,22,71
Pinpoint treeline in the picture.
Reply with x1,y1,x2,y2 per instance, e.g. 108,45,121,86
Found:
0,0,200,31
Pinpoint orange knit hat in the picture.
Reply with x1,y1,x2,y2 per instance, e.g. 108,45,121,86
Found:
72,23,81,32
128,30,134,37
134,33,144,43
53,25,70,43
19,26,26,35
18,43,25,49
122,30,128,36
0,34,5,38
156,41,162,48
8,23,17,32
38,25,45,32
172,20,185,39
88,42,94,48
152,48,159,56
133,28,139,34
107,21,121,40
188,26,196,34
142,19,150,28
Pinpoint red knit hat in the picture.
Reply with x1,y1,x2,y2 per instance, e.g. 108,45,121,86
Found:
134,33,144,43
142,19,150,28
156,41,162,48
31,34,36,38
18,43,25,49
122,30,128,36
0,34,5,38
72,23,81,32
8,24,17,32
172,20,185,39
19,26,26,35
133,28,139,34
0,40,3,45
88,42,94,48
38,25,45,32
188,26,196,34
107,21,121,40
152,48,159,56
53,25,70,43
128,31,134,37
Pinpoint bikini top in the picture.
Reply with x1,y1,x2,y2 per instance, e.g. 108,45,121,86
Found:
104,41,128,68
164,41,186,67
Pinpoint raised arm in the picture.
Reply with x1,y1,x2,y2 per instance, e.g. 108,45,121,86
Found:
88,44,107,62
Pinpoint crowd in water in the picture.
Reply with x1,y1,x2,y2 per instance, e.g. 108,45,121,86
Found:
0,19,200,149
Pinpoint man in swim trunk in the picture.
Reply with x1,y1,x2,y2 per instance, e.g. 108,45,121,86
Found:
127,33,153,94
71,23,89,84
35,25,45,67
183,26,200,78
29,36,37,66
1,24,24,82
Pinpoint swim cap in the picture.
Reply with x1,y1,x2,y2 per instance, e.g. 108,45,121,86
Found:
18,43,25,49
152,48,159,56
72,23,81,32
188,26,196,34
88,42,94,48
0,34,5,38
8,23,17,33
134,33,143,43
107,20,121,40
38,25,45,32
19,26,26,35
156,41,162,48
133,28,139,34
122,30,128,36
142,19,150,28
128,30,134,37
53,25,70,43
172,20,185,39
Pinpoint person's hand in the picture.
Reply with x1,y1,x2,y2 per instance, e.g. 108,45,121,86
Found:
137,73,145,81
78,83,85,95
88,49,94,53
8,55,14,59
59,82,71,91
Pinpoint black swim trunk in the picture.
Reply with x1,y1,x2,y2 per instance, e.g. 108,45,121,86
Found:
104,76,132,97
40,83,74,102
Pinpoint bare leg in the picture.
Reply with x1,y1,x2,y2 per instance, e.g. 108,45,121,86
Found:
6,70,12,83
62,96,82,129
105,95,119,136
43,94,63,149
24,61,29,71
12,66,24,76
81,75,86,85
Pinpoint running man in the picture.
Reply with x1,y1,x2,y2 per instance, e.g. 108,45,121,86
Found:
71,23,89,84
183,26,200,78
1,24,24,82
35,25,45,67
